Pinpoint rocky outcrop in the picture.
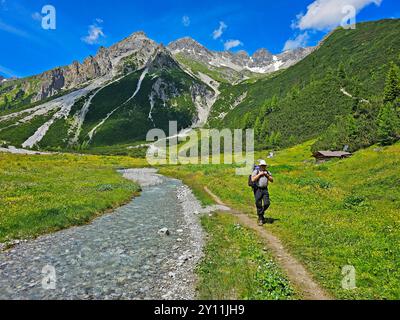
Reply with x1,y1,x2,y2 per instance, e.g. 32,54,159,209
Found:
252,48,274,66
190,82,216,127
35,68,65,101
278,47,315,68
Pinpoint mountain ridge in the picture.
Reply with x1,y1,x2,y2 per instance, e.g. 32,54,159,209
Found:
168,36,314,80
1,19,398,154
0,31,312,111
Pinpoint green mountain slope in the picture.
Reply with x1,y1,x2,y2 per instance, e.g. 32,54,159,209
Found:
4,48,214,151
208,19,400,151
82,60,204,147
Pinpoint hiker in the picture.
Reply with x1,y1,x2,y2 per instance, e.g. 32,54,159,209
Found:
251,160,274,226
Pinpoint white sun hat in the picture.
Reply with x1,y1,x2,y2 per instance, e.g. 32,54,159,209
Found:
259,159,268,166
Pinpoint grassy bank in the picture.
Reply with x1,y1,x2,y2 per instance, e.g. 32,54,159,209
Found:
160,141,400,299
0,153,147,243
197,212,295,300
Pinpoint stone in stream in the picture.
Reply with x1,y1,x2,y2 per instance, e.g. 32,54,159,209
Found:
158,228,170,236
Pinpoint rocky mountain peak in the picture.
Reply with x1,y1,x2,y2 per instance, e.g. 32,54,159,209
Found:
252,48,273,64
236,50,250,59
127,30,148,39
167,37,210,55
110,31,156,55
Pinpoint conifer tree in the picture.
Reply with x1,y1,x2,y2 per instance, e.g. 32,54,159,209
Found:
383,62,400,104
377,103,400,145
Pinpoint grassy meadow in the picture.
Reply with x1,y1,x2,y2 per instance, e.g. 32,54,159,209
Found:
0,152,147,243
160,141,400,299
0,140,399,300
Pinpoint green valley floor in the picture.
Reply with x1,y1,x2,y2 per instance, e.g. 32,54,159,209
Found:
160,141,400,300
1,141,399,299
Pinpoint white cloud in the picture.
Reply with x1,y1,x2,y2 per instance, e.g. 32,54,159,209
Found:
224,39,243,51
182,15,190,27
283,32,310,51
32,12,42,21
213,21,227,40
293,0,383,31
82,19,105,45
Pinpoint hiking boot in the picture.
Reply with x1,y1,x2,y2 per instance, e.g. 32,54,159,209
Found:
258,218,265,226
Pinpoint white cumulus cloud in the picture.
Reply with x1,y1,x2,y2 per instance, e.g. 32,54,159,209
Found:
213,21,227,39
182,15,190,27
224,39,243,51
82,19,105,45
293,0,383,31
283,32,310,51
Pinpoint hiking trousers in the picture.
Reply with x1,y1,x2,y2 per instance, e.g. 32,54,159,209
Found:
254,188,270,218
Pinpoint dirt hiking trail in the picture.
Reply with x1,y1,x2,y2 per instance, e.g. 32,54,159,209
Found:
204,186,332,301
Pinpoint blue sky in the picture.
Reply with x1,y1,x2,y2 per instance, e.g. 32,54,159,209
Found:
1,0,399,78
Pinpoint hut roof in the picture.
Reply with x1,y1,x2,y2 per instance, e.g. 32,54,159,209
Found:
313,151,352,158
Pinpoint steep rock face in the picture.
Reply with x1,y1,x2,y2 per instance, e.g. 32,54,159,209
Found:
35,68,65,101
190,82,216,127
147,45,181,72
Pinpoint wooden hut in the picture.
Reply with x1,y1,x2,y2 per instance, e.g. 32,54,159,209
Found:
313,151,352,162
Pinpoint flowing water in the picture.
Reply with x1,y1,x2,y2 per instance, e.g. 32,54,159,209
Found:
0,171,204,300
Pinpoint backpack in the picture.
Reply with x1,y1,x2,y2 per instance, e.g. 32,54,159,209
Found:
248,165,260,189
